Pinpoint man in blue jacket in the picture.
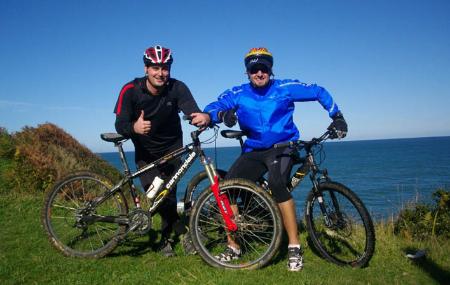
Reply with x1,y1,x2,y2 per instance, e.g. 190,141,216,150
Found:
204,47,347,271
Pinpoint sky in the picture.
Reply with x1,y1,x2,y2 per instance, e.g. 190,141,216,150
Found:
1,0,449,152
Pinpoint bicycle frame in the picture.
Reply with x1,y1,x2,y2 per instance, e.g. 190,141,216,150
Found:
222,129,337,227
291,132,345,228
93,128,238,232
221,129,331,191
217,130,375,267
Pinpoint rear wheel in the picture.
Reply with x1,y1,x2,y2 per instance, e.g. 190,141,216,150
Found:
42,171,128,258
189,178,282,269
305,182,375,267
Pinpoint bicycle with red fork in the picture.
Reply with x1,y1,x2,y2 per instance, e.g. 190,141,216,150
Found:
42,122,282,270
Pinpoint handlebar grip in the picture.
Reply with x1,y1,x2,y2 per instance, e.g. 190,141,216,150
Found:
182,115,193,121
274,141,294,148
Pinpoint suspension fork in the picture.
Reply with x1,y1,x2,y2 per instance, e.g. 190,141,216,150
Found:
327,187,345,225
308,155,334,228
202,156,238,232
310,179,330,227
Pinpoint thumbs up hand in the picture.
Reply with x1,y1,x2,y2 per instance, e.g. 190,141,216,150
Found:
133,110,151,135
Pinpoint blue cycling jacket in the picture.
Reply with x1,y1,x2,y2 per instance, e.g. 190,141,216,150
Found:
204,79,340,152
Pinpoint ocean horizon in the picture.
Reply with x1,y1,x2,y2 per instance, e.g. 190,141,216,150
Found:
98,136,450,221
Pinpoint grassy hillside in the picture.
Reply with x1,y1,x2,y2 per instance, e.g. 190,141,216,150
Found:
0,124,121,195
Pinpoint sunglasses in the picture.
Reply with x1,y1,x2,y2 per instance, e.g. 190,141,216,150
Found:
248,65,270,74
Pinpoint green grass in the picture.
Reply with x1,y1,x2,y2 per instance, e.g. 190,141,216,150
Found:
1,191,449,285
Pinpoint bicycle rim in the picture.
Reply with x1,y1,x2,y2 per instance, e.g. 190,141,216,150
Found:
43,172,128,258
305,182,375,267
190,178,282,269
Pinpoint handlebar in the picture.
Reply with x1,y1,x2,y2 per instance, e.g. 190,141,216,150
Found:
273,141,295,149
182,115,218,144
182,114,214,129
219,128,332,152
182,115,193,121
274,130,332,150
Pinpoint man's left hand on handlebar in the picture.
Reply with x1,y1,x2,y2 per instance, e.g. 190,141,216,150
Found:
190,112,211,128
328,112,348,139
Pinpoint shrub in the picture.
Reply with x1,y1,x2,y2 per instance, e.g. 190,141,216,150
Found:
394,188,450,240
431,189,450,237
0,127,15,158
0,128,16,193
1,123,121,193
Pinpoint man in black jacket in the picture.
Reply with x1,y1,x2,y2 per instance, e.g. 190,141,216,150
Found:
114,45,210,256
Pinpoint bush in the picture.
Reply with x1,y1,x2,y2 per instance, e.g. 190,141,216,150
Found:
394,188,450,240
0,123,121,193
431,189,450,237
0,127,15,158
0,128,16,192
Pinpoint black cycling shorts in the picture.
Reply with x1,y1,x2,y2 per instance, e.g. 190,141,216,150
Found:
225,146,294,203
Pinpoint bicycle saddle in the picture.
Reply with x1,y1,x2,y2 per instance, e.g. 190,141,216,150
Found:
220,130,246,139
100,133,126,143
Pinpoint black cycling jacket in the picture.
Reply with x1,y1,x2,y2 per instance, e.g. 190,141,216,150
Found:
114,77,201,159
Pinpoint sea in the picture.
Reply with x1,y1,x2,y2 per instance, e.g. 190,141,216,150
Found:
98,136,450,221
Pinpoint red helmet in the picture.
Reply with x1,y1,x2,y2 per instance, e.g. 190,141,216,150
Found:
143,45,173,66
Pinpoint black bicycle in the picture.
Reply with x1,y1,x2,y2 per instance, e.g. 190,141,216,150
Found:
42,125,283,269
188,129,376,268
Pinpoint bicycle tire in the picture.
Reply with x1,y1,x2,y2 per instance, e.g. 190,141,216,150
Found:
42,171,128,258
189,178,282,270
304,182,375,267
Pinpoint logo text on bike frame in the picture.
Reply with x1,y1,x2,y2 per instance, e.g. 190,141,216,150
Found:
165,151,197,190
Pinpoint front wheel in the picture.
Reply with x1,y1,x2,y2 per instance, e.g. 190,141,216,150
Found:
305,182,375,267
42,171,128,258
189,178,282,270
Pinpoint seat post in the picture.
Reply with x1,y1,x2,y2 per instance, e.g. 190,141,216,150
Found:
115,141,131,175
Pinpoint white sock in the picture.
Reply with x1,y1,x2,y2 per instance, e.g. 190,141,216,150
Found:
288,244,301,249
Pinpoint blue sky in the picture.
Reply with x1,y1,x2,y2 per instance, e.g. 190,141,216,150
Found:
1,0,449,152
